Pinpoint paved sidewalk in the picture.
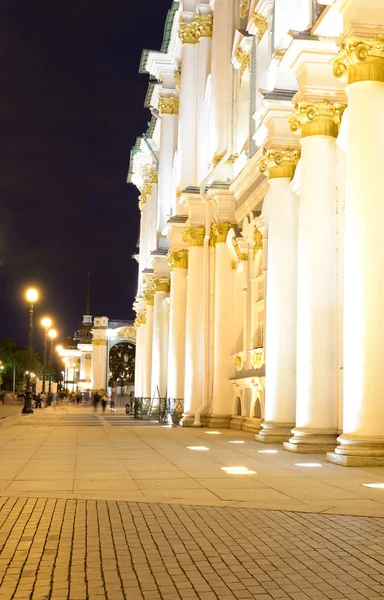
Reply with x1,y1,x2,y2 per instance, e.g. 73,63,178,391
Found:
2,496,384,600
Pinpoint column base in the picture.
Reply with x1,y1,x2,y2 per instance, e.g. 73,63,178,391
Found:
230,416,245,430
205,414,231,429
242,417,262,434
255,421,294,443
327,434,384,467
180,414,195,427
283,427,337,453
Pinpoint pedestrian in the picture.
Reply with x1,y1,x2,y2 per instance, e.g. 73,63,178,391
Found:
101,390,108,413
93,390,101,412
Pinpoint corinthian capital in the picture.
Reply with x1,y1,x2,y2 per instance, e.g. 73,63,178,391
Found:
144,292,154,306
158,96,179,115
211,222,233,245
259,148,300,180
183,226,205,247
167,250,188,270
289,99,346,138
334,34,384,84
178,21,198,45
195,15,213,40
152,277,170,293
251,13,268,44
134,313,146,329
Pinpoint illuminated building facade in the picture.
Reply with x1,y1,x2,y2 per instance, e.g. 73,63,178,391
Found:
129,0,384,466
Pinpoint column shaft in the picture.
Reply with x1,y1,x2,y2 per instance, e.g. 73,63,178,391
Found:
151,291,170,399
143,305,154,398
158,113,177,226
167,268,188,399
178,42,197,188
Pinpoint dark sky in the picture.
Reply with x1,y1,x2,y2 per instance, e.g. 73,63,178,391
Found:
0,0,171,348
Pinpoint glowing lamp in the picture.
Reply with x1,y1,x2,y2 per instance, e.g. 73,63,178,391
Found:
48,329,57,340
41,317,52,329
26,288,38,303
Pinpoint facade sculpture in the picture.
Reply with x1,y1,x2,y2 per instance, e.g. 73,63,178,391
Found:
128,0,384,466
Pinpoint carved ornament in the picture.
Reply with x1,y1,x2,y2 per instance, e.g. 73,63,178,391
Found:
259,148,300,180
251,13,268,44
116,326,136,340
211,222,233,245
251,349,264,370
158,96,179,115
174,70,181,90
195,15,213,39
168,249,188,270
138,181,153,211
254,227,263,257
152,277,170,293
149,171,158,184
93,339,107,346
232,236,248,261
235,355,244,372
240,0,249,20
134,313,146,329
289,99,346,138
144,292,154,306
183,226,205,247
178,21,198,45
234,48,251,83
334,34,384,84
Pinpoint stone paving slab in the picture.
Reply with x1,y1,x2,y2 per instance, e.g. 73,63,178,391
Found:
1,497,384,600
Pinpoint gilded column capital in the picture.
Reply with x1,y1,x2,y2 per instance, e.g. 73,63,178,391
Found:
134,313,146,329
232,237,248,261
251,13,268,44
93,339,107,346
254,227,263,257
334,34,384,84
183,226,205,247
138,180,153,211
211,222,233,245
174,70,181,90
167,249,189,270
178,21,198,45
195,15,213,40
152,277,170,293
149,171,158,184
234,48,251,83
289,99,346,138
259,148,300,180
144,292,154,306
158,96,179,115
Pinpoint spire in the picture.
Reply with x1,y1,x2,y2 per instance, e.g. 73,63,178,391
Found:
82,268,92,325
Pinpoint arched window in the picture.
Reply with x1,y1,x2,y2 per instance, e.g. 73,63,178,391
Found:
253,398,261,419
235,397,242,416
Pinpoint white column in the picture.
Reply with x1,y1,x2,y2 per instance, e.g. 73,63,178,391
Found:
134,314,145,397
142,296,154,398
255,151,300,442
285,101,344,453
158,97,179,222
328,39,384,465
209,224,235,428
80,351,86,381
92,317,109,391
151,279,170,399
195,16,212,183
182,227,205,425
167,251,188,400
177,22,198,189
138,323,146,398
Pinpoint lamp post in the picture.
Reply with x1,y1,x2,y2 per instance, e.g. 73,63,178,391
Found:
41,317,52,394
48,329,57,394
23,288,38,414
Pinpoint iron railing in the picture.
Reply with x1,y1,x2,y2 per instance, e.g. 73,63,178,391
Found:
133,397,184,424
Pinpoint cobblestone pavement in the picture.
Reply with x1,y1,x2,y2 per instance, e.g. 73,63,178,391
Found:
2,496,384,600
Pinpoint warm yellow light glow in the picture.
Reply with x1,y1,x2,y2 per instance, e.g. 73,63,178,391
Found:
63,358,68,364
26,288,38,303
362,483,384,489
187,446,209,451
48,329,57,340
228,441,245,444
56,345,63,354
221,466,256,474
41,317,52,329
205,431,221,435
258,450,279,454
294,463,322,468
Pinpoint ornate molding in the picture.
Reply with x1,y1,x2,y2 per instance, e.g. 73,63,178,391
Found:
138,181,153,212
117,326,136,339
149,171,158,184
251,13,268,44
254,227,263,257
152,277,170,293
259,148,300,180
168,249,188,270
195,15,213,39
211,222,233,245
134,313,146,329
183,226,205,247
178,21,198,45
334,34,384,84
158,96,179,115
93,339,107,346
240,0,250,20
174,70,181,90
234,48,251,83
144,292,154,306
251,349,264,370
232,236,248,261
289,99,346,138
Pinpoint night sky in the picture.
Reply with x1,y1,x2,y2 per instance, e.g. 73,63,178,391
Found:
0,0,172,349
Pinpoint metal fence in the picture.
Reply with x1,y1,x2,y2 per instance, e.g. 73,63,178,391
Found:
133,397,184,424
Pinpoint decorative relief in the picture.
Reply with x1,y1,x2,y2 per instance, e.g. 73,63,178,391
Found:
334,34,384,84
251,13,268,44
211,222,233,245
183,226,205,247
158,96,179,115
168,249,189,270
138,180,153,212
144,292,154,306
259,148,300,180
134,313,146,330
289,99,346,138
174,70,181,90
93,339,107,346
254,227,263,257
240,0,249,19
152,277,170,293
232,237,248,261
251,349,264,370
234,48,251,83
117,326,136,340
195,15,213,39
231,260,237,270
235,355,244,372
149,171,158,184
178,21,198,45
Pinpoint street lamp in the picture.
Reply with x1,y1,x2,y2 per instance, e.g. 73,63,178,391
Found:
41,317,52,394
23,288,38,414
48,329,57,395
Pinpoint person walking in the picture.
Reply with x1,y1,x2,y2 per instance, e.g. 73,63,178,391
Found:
93,390,101,413
101,390,108,413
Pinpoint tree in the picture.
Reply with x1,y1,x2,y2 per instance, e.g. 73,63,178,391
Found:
108,343,135,388
0,338,43,391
